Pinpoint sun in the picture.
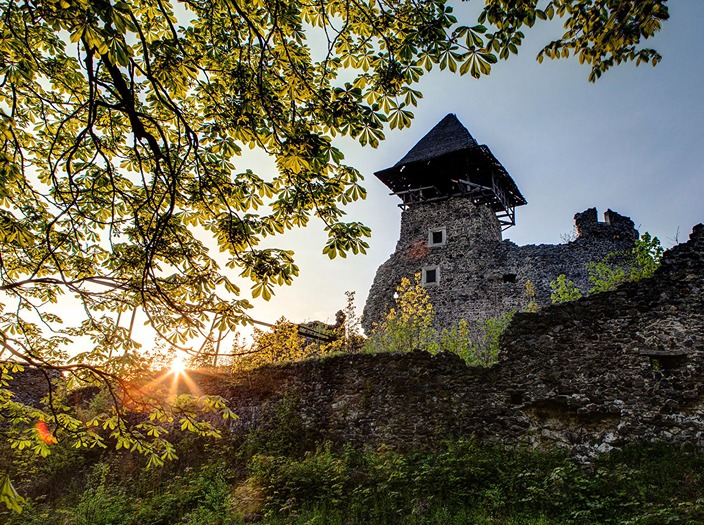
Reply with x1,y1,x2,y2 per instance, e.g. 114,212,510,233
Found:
170,354,187,376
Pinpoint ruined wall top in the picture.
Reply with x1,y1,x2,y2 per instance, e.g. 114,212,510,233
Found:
363,200,640,332
175,223,704,456
13,225,704,457
574,207,638,241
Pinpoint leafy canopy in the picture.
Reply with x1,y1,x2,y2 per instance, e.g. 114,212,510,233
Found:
0,0,668,511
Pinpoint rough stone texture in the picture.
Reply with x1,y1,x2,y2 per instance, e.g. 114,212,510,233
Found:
9,226,704,456
493,223,704,454
363,198,638,332
188,224,704,455
3,367,58,406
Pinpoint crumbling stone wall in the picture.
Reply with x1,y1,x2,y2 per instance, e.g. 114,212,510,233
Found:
10,225,704,456
363,199,638,333
493,223,704,454
193,224,704,455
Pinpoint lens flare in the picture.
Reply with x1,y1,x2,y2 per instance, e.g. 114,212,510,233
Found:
35,421,57,445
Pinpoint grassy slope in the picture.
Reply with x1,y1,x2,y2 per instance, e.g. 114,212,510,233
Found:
2,394,704,525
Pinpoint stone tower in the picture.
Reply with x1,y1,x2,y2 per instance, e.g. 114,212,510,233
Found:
363,114,638,332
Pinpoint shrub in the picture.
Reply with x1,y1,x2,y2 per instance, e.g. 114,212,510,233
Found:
363,275,438,355
550,232,663,303
364,274,513,367
232,318,308,371
550,274,583,304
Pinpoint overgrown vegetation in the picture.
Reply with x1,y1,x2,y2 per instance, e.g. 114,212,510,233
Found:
550,233,663,303
364,275,516,366
229,292,365,372
247,441,704,525
3,404,704,525
224,279,511,371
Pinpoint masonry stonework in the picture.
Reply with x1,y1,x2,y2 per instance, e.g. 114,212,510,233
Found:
362,199,638,332
11,225,704,456
362,114,641,332
187,223,704,456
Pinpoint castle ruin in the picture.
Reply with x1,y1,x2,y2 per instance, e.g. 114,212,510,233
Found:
363,114,639,331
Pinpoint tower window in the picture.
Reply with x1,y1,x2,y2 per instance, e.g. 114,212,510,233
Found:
428,227,447,247
422,266,440,286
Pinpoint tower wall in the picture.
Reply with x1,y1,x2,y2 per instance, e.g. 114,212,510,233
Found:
396,196,501,252
362,201,639,334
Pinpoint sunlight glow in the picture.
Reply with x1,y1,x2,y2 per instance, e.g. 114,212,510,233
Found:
170,353,187,376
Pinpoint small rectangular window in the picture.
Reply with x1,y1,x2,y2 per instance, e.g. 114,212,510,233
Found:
428,227,446,247
422,266,440,286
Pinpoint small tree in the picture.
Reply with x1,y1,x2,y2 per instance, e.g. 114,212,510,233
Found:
631,232,664,281
233,318,306,371
364,275,438,354
550,232,664,303
476,312,515,366
437,311,513,367
332,291,365,354
587,233,663,294
524,280,540,313
550,274,584,304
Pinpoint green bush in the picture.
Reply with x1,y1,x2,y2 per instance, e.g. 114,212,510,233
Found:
247,442,704,525
364,274,514,367
551,232,664,303
4,429,704,525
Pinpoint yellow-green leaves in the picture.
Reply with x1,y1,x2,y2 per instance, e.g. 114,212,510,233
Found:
240,249,299,301
550,274,583,304
251,281,273,301
460,50,498,78
550,232,663,302
0,474,25,513
533,0,667,81
388,106,414,130
364,274,514,366
322,222,371,260
233,317,305,370
71,24,109,55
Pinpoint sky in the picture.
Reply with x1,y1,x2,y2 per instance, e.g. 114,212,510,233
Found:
242,1,704,333
4,2,701,361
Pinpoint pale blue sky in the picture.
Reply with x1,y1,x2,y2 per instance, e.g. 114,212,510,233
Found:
242,1,704,332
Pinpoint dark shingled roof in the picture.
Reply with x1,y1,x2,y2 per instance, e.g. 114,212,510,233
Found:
374,113,527,220
395,113,477,166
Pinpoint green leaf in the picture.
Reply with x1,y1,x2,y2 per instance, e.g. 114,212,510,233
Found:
0,474,25,513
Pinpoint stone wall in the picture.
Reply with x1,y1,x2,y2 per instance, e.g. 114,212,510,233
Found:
363,198,638,333
9,225,704,456
3,367,59,406
192,223,704,456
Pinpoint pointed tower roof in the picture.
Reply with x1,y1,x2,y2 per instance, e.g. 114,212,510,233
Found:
395,114,478,166
374,113,526,229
